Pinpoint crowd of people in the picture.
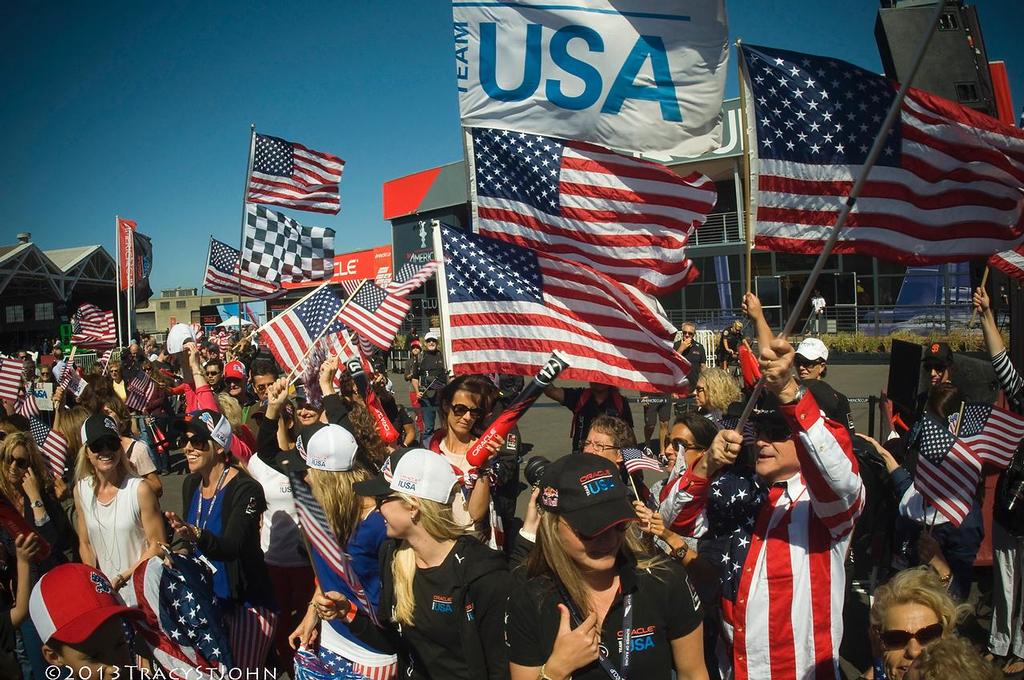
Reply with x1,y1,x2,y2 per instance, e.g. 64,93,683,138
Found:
0,285,1019,679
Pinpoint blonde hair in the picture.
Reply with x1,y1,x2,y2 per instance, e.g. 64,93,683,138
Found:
526,511,666,617
912,635,1004,680
0,433,48,502
57,406,91,455
390,493,464,626
216,394,243,432
698,367,741,412
74,437,137,491
870,567,968,634
308,466,373,544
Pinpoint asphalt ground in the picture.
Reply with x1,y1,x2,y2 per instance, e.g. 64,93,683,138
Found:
155,363,1005,679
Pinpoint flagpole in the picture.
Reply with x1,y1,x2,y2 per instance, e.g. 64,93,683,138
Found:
462,128,480,234
282,280,369,383
734,0,947,431
430,219,454,368
238,124,257,337
736,39,756,295
114,216,125,348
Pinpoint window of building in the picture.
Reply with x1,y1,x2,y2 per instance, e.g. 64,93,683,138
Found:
176,300,187,309
209,298,219,304
34,303,54,321
5,306,23,323
159,302,170,310
955,82,979,103
938,12,959,31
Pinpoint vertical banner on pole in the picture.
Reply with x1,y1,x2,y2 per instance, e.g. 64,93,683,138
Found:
116,217,137,347
238,125,257,335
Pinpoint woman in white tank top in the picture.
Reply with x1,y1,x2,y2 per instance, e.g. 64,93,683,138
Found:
73,414,166,606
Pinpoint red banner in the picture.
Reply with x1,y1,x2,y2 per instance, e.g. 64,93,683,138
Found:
283,245,392,289
117,218,137,290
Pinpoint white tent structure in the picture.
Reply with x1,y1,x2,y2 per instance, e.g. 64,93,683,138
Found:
215,315,254,328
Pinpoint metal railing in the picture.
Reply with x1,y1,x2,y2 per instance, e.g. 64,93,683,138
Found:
690,212,744,247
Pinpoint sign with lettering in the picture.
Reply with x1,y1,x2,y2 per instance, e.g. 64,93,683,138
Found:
453,0,729,156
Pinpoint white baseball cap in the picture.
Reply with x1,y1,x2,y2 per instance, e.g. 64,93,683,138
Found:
423,331,439,342
166,323,197,354
354,448,458,504
795,337,829,362
303,424,359,472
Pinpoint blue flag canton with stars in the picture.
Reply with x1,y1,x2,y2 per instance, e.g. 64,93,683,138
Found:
159,553,233,666
253,133,294,177
441,227,543,305
704,468,767,601
296,287,345,336
917,414,957,467
742,44,902,167
352,281,387,312
210,240,240,271
472,127,563,216
955,403,990,439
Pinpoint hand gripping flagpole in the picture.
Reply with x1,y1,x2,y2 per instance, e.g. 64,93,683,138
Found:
238,124,257,337
735,0,947,432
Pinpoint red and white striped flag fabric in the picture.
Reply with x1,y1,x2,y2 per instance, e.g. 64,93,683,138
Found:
621,447,664,475
990,243,1024,283
39,428,69,478
915,414,982,526
0,358,22,401
247,132,344,214
57,361,86,399
469,127,716,296
339,281,411,351
203,238,284,299
71,304,116,349
339,279,365,298
385,261,439,297
14,387,40,419
740,44,1024,264
126,372,156,412
189,323,205,343
440,226,690,393
956,403,1024,468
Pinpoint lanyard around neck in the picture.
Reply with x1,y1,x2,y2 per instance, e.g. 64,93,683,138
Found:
553,577,633,680
196,465,229,530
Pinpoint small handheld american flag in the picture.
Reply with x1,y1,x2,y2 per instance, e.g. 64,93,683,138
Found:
621,447,664,474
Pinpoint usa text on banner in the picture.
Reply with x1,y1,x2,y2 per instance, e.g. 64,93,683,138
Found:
468,126,716,296
740,43,1024,264
452,0,728,157
438,225,689,394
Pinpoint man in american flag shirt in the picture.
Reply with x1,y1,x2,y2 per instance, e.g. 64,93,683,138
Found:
665,336,864,679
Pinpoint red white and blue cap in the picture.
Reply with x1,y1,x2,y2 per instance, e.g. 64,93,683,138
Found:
29,563,143,644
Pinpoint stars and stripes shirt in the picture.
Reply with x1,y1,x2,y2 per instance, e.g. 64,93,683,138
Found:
666,393,864,680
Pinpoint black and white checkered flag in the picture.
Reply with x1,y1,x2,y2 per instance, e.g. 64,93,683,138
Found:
241,203,335,283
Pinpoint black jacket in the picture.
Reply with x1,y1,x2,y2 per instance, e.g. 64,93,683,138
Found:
347,535,512,679
181,470,275,609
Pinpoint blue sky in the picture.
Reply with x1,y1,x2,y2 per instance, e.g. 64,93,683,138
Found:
2,1,1021,292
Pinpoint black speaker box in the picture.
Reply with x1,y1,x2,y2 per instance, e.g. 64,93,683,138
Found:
951,353,999,404
875,1,996,117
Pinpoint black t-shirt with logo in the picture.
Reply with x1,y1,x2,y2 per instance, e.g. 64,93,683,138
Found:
506,558,703,679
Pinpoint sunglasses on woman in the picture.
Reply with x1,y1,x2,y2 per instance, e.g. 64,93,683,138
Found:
794,357,825,368
450,404,485,419
11,457,30,470
375,495,401,511
877,622,943,650
89,436,121,454
665,437,698,451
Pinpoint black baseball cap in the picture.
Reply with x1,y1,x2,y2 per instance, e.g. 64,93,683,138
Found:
536,453,637,536
80,415,120,448
922,342,953,367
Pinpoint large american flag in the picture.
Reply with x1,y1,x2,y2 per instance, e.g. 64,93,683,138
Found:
71,304,116,349
440,226,690,393
469,127,717,296
246,132,344,214
956,403,1024,468
203,238,283,299
915,413,982,526
259,286,346,373
741,43,1024,264
990,243,1024,283
339,281,411,351
290,474,380,626
0,358,22,401
385,260,439,297
132,553,233,676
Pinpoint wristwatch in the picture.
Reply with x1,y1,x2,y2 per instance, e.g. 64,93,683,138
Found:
537,663,557,680
31,500,44,509
669,543,689,561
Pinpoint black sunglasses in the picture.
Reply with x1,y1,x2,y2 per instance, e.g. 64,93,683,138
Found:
11,458,30,470
794,357,825,368
374,495,401,511
681,331,695,337
665,437,698,451
89,436,121,454
450,404,485,419
878,622,943,650
753,421,791,442
182,434,211,449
